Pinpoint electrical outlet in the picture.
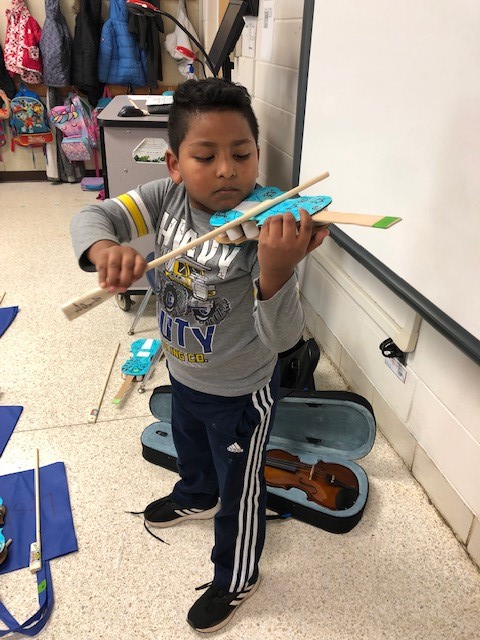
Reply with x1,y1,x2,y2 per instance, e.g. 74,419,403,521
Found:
385,356,407,383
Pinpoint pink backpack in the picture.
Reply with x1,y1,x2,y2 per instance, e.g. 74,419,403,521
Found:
0,90,9,153
49,92,98,161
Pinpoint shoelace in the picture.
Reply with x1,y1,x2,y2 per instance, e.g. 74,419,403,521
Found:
143,521,170,545
126,509,170,545
195,581,230,602
195,580,214,591
124,506,291,547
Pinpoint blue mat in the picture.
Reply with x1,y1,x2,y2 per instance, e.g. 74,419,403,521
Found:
0,406,23,456
0,462,78,575
0,306,19,338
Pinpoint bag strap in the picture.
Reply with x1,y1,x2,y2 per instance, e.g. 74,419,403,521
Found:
0,90,10,121
93,147,100,176
0,560,53,637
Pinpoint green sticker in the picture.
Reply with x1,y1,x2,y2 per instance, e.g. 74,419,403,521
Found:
372,216,400,229
37,579,47,594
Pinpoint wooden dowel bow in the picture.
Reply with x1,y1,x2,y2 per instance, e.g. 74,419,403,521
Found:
61,172,330,321
29,449,42,573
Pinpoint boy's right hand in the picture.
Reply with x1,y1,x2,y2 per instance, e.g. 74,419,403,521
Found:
87,240,147,293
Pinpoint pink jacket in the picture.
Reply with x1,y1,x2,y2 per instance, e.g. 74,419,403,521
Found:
5,0,43,84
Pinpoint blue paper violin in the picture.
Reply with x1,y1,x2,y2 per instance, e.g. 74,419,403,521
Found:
0,496,12,564
113,338,163,405
210,185,401,244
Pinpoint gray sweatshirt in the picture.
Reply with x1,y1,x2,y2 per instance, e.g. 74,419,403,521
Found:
70,178,305,396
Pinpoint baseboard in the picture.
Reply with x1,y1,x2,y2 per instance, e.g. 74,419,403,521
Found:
0,170,102,183
0,171,49,182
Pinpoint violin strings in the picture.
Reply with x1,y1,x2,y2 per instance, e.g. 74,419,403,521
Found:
265,456,336,477
265,457,358,490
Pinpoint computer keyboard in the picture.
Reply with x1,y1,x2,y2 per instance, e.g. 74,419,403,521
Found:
146,95,173,115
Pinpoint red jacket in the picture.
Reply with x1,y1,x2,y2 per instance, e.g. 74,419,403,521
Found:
5,0,43,84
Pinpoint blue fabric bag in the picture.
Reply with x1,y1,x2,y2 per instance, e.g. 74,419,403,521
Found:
0,462,77,636
0,562,53,637
0,306,18,338
0,462,77,575
0,406,23,456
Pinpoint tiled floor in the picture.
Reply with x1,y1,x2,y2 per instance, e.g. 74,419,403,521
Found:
0,181,479,639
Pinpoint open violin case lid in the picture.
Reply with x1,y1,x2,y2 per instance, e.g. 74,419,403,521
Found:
141,386,376,534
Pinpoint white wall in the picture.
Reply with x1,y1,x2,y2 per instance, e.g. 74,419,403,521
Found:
202,0,480,569
229,0,304,189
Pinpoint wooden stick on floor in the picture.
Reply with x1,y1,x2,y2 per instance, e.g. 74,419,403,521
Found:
88,342,121,423
29,449,41,573
112,375,135,405
61,172,330,321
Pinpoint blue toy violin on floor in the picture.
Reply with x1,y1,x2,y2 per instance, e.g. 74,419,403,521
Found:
0,497,12,565
112,338,163,405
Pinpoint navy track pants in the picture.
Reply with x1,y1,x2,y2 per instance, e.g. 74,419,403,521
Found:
170,363,280,593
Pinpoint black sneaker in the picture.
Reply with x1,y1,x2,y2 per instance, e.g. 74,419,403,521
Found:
144,495,220,528
187,569,260,633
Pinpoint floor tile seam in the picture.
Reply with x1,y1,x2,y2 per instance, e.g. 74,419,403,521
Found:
11,413,154,434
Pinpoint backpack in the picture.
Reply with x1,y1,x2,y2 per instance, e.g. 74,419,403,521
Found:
9,86,53,150
0,90,10,154
278,337,320,392
0,89,10,121
49,92,98,161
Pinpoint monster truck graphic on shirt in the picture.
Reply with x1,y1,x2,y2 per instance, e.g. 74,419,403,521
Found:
161,256,231,326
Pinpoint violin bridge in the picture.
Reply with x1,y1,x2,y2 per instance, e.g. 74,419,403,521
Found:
309,464,315,480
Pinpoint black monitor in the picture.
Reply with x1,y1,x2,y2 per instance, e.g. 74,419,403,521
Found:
208,0,248,79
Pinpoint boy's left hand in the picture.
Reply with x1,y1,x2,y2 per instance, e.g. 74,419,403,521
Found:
257,208,329,300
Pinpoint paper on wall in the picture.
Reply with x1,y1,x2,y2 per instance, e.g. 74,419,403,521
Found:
260,0,275,61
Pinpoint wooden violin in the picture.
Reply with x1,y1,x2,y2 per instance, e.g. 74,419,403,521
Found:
265,449,359,511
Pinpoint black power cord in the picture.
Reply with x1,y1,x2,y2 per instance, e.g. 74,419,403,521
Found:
379,338,407,365
126,0,217,77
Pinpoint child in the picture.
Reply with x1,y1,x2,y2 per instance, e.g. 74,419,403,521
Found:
70,78,329,632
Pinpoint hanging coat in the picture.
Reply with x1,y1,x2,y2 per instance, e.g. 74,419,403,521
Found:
0,46,16,99
39,0,72,87
98,0,148,87
4,0,43,84
128,0,164,89
71,0,103,106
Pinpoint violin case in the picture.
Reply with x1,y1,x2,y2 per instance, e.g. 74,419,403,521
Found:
141,385,376,534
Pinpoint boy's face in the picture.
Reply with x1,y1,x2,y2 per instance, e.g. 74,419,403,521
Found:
166,110,259,214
